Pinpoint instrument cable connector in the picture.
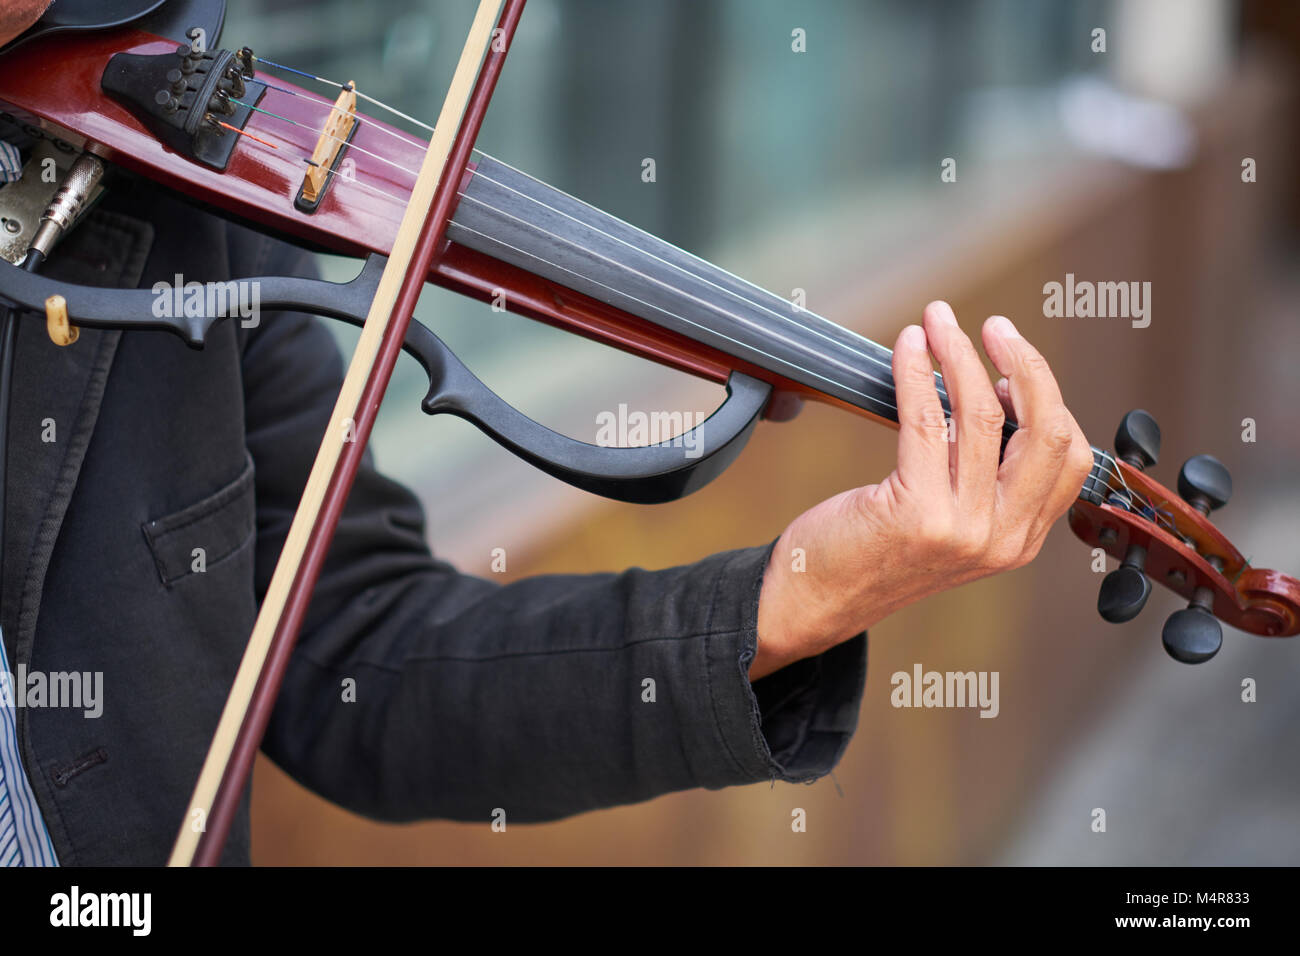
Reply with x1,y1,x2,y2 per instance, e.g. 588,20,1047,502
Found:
29,153,106,259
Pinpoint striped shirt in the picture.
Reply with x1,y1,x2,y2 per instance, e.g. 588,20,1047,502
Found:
0,628,59,865
0,137,60,866
0,139,20,182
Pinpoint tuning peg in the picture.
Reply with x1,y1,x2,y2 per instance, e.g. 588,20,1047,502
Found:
1162,585,1222,663
1114,409,1161,471
1098,543,1151,622
1177,454,1232,515
1163,609,1222,663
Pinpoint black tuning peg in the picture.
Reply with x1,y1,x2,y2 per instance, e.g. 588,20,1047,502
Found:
1162,585,1222,664
1177,455,1232,515
1114,409,1160,471
1098,543,1151,623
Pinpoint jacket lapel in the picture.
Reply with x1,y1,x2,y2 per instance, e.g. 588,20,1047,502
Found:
2,209,153,678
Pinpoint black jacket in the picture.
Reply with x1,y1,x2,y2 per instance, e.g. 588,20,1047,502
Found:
2,177,867,865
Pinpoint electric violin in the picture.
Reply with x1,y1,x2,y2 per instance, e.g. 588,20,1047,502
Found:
0,0,1295,866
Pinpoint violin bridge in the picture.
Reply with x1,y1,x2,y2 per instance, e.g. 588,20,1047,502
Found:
295,82,359,213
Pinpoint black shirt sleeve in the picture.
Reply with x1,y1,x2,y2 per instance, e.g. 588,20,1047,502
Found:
236,233,868,823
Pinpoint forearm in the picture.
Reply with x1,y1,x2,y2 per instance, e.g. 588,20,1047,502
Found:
263,543,867,822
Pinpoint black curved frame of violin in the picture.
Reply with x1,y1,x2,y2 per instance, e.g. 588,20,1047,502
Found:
0,255,771,503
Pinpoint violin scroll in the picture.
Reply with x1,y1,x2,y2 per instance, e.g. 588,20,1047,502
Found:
1070,409,1300,663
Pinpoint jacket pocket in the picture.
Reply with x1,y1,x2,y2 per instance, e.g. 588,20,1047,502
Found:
141,452,256,586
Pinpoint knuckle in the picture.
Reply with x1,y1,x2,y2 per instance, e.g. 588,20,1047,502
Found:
847,484,884,526
1042,414,1076,457
901,362,938,391
922,513,994,567
1069,439,1094,479
917,513,956,550
948,329,979,360
967,399,1006,437
986,527,1034,569
958,523,993,563
912,403,950,436
1017,536,1046,567
950,535,980,564
1020,348,1052,376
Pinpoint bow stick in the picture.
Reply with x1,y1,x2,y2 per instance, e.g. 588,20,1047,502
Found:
169,0,526,867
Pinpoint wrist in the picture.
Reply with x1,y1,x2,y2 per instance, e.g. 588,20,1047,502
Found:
753,533,837,679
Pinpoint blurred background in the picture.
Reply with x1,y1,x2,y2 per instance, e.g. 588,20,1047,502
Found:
222,0,1300,864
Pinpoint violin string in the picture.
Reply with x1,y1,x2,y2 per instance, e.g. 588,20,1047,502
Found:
470,152,906,374
230,96,425,180
1078,455,1182,538
240,61,894,363
215,120,280,150
243,54,1160,513
463,165,901,379
439,177,1176,517
229,56,1131,489
451,200,1138,515
233,81,1079,481
248,70,923,386
453,226,1169,537
252,55,436,132
310,157,415,206
254,77,433,155
1089,450,1184,537
234,72,912,395
247,57,913,382
211,105,919,423
207,100,414,205
207,103,927,446
448,189,904,393
210,103,1144,514
440,217,906,418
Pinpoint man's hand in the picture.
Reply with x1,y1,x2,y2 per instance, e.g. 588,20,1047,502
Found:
751,301,1093,680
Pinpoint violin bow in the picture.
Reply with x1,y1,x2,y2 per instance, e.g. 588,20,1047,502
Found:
167,0,526,868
